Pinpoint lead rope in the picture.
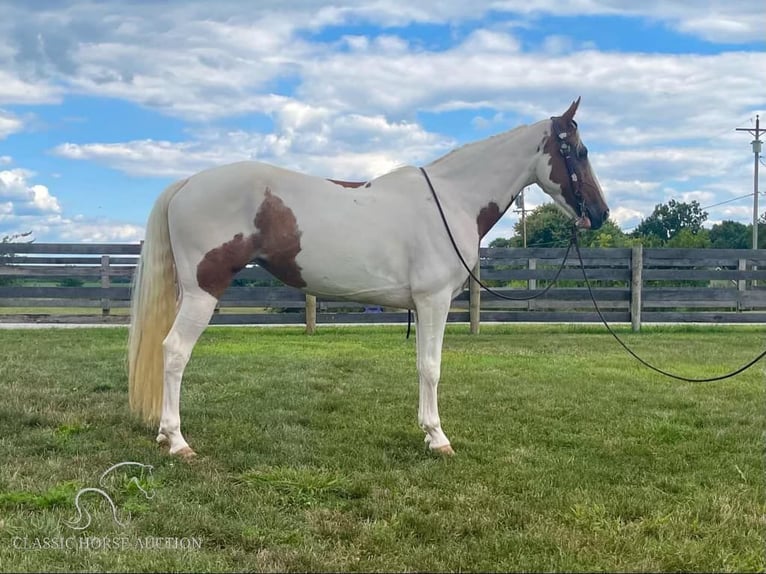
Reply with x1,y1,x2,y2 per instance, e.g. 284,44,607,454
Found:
419,167,575,302
572,229,766,382
407,167,575,340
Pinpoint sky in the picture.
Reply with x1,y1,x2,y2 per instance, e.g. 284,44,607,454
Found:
0,0,764,245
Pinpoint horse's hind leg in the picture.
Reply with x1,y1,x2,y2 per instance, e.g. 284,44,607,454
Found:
414,289,454,455
157,288,217,458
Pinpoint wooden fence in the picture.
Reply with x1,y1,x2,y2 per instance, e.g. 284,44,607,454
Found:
1,242,765,330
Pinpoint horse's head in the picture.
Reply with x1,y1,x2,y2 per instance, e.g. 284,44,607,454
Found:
535,97,609,230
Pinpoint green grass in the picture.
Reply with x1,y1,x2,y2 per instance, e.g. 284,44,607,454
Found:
0,325,763,572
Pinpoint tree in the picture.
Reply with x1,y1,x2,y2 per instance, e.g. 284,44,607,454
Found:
488,237,514,248
586,219,630,247
513,204,573,247
756,212,766,249
709,220,750,249
666,227,711,248
488,203,627,248
631,199,707,244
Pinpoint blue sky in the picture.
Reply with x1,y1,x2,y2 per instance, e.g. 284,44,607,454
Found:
0,0,763,243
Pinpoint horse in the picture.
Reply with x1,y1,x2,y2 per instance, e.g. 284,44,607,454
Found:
128,97,609,459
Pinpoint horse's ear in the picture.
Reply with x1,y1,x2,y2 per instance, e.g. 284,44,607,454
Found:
561,97,581,124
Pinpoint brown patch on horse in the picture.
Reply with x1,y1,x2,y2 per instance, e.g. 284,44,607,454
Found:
477,202,501,238
196,234,257,298
543,121,582,210
328,179,367,188
196,188,306,298
251,189,306,288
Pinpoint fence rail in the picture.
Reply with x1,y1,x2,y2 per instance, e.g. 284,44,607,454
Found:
1,242,765,329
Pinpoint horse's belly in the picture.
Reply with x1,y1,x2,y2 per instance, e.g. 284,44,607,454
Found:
294,250,414,308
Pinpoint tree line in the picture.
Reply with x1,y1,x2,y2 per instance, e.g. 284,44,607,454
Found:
489,200,766,249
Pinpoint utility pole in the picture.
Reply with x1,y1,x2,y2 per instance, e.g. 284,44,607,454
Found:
736,115,763,250
515,187,528,247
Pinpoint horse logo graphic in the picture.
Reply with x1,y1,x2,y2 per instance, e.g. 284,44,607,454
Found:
65,461,155,531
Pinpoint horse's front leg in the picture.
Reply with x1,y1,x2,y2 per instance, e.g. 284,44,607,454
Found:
414,290,454,455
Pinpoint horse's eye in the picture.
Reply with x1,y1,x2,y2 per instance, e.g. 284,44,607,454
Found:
578,145,588,159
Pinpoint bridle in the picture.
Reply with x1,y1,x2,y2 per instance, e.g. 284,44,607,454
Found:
551,117,587,220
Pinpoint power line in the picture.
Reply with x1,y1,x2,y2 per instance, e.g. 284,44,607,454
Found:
701,192,755,211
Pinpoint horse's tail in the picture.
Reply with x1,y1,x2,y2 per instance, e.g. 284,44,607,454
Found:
128,178,188,423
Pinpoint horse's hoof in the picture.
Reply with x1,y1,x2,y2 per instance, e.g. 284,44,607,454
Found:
433,444,455,456
174,447,197,461
156,433,168,445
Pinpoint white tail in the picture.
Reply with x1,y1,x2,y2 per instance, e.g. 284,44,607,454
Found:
128,179,188,423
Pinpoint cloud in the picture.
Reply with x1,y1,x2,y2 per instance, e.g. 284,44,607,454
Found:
0,69,62,105
607,206,647,228
0,162,143,243
53,107,453,179
40,216,145,243
0,212,145,243
0,110,23,139
0,1,761,120
0,168,61,215
595,147,743,182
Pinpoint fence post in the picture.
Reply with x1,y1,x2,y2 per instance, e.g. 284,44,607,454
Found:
469,250,481,334
305,294,317,334
630,245,643,332
528,257,536,311
738,258,746,311
100,255,111,317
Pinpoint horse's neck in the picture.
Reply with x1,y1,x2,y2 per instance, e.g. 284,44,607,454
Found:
425,121,544,217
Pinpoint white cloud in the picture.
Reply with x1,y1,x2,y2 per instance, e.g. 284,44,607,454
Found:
674,11,762,43
48,217,145,243
0,110,23,139
541,35,575,55
0,162,143,243
0,70,62,106
460,29,521,53
1,212,145,243
608,206,646,228
53,108,453,179
0,168,61,215
0,1,760,121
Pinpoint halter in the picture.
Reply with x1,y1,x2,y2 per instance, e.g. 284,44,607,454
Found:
551,118,586,219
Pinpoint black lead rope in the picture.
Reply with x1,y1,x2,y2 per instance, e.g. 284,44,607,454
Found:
571,231,766,382
419,167,574,302
407,167,575,340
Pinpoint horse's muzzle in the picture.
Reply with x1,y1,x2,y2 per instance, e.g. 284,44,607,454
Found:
580,206,609,231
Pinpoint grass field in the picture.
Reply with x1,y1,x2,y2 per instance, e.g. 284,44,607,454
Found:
0,324,763,572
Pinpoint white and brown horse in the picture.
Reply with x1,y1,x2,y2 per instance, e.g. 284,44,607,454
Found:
128,98,609,458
